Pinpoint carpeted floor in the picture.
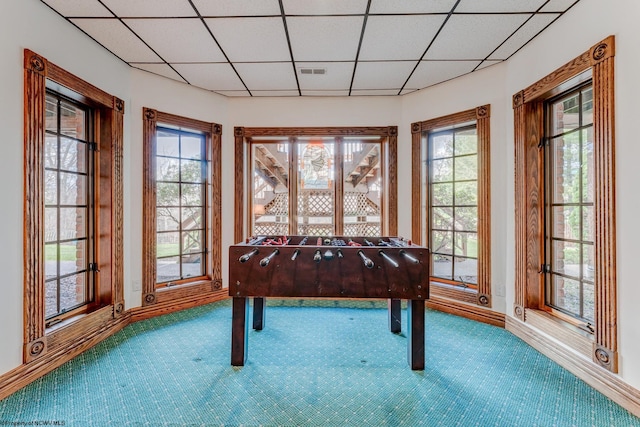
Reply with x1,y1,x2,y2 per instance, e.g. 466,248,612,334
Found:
1,299,639,427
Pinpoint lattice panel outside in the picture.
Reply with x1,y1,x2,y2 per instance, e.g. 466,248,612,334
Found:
298,190,333,216
264,193,288,216
344,192,380,216
344,223,381,237
255,223,288,236
298,224,334,236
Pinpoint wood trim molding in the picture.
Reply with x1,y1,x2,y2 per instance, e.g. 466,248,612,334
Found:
411,106,492,307
234,126,398,242
512,36,617,371
142,108,223,305
507,316,639,418
112,98,125,316
427,296,505,328
129,288,228,323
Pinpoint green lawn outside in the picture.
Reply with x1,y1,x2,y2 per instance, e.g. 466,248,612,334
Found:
45,244,78,261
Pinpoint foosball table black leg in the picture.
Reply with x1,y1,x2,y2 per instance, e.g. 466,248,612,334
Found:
388,298,401,333
231,297,249,366
253,297,265,330
407,299,425,370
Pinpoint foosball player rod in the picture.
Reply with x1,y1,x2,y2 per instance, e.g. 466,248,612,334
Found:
259,249,279,267
358,250,375,269
239,248,259,263
399,250,420,264
313,249,322,263
378,250,399,268
337,249,344,258
291,249,300,261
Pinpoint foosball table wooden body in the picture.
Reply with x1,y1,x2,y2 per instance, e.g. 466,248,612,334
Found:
229,235,430,369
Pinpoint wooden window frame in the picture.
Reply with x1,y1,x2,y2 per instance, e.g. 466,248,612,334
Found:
24,49,125,363
234,127,398,242
142,109,222,307
411,106,491,307
512,36,617,372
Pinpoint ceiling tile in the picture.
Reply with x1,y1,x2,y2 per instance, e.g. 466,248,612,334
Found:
405,60,480,89
296,62,354,91
70,18,161,62
282,0,368,15
252,90,300,97
476,60,503,71
124,18,226,63
425,14,530,60
455,0,547,13
213,90,251,96
205,17,290,62
351,89,401,96
369,0,458,14
540,0,580,12
41,0,112,17
234,62,298,91
360,15,446,61
488,13,560,60
190,0,281,16
173,63,246,91
100,0,196,17
130,63,187,83
287,16,363,61
301,90,350,96
351,61,416,90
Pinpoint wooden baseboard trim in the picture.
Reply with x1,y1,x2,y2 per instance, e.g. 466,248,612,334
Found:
426,296,505,327
129,289,228,323
0,313,130,401
506,316,640,418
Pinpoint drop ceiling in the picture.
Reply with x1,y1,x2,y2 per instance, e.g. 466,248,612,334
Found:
40,0,581,97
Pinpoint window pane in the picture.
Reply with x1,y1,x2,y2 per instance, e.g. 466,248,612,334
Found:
454,155,477,181
61,240,88,273
583,282,594,322
45,95,57,133
60,99,86,140
454,207,477,231
583,244,595,281
182,206,203,230
432,207,453,230
552,132,580,204
298,141,335,236
60,172,87,205
181,159,203,183
157,256,180,283
343,143,381,237
181,255,203,278
45,171,57,205
454,257,477,285
181,135,203,160
454,129,477,156
45,136,58,168
552,240,580,278
431,183,453,206
582,206,594,242
157,183,180,207
551,276,581,315
454,232,477,257
552,92,580,136
182,230,203,255
59,137,87,173
454,182,477,205
157,232,180,257
157,207,180,232
432,230,453,255
432,255,452,280
552,206,579,240
60,273,86,312
431,134,453,159
157,157,179,182
582,87,593,126
45,209,57,242
59,208,87,240
252,143,289,236
181,183,203,207
157,132,179,157
431,158,453,182
45,279,58,318
45,244,58,279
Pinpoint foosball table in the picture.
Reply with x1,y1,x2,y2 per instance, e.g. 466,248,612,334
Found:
229,235,430,369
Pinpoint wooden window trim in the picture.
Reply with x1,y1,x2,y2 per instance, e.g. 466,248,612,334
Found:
23,49,125,363
234,127,398,242
142,108,222,306
411,106,491,307
512,36,617,371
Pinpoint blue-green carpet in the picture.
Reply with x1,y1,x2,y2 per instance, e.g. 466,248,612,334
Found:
1,299,639,427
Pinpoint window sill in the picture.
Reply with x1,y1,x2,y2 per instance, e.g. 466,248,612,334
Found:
430,280,478,304
524,308,593,359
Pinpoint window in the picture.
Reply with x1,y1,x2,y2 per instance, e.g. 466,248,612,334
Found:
412,106,491,307
142,109,222,307
234,127,398,243
428,125,479,288
512,36,616,371
44,92,96,324
24,49,124,362
543,83,595,327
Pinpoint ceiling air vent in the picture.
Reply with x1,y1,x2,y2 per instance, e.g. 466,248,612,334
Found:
299,68,326,75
